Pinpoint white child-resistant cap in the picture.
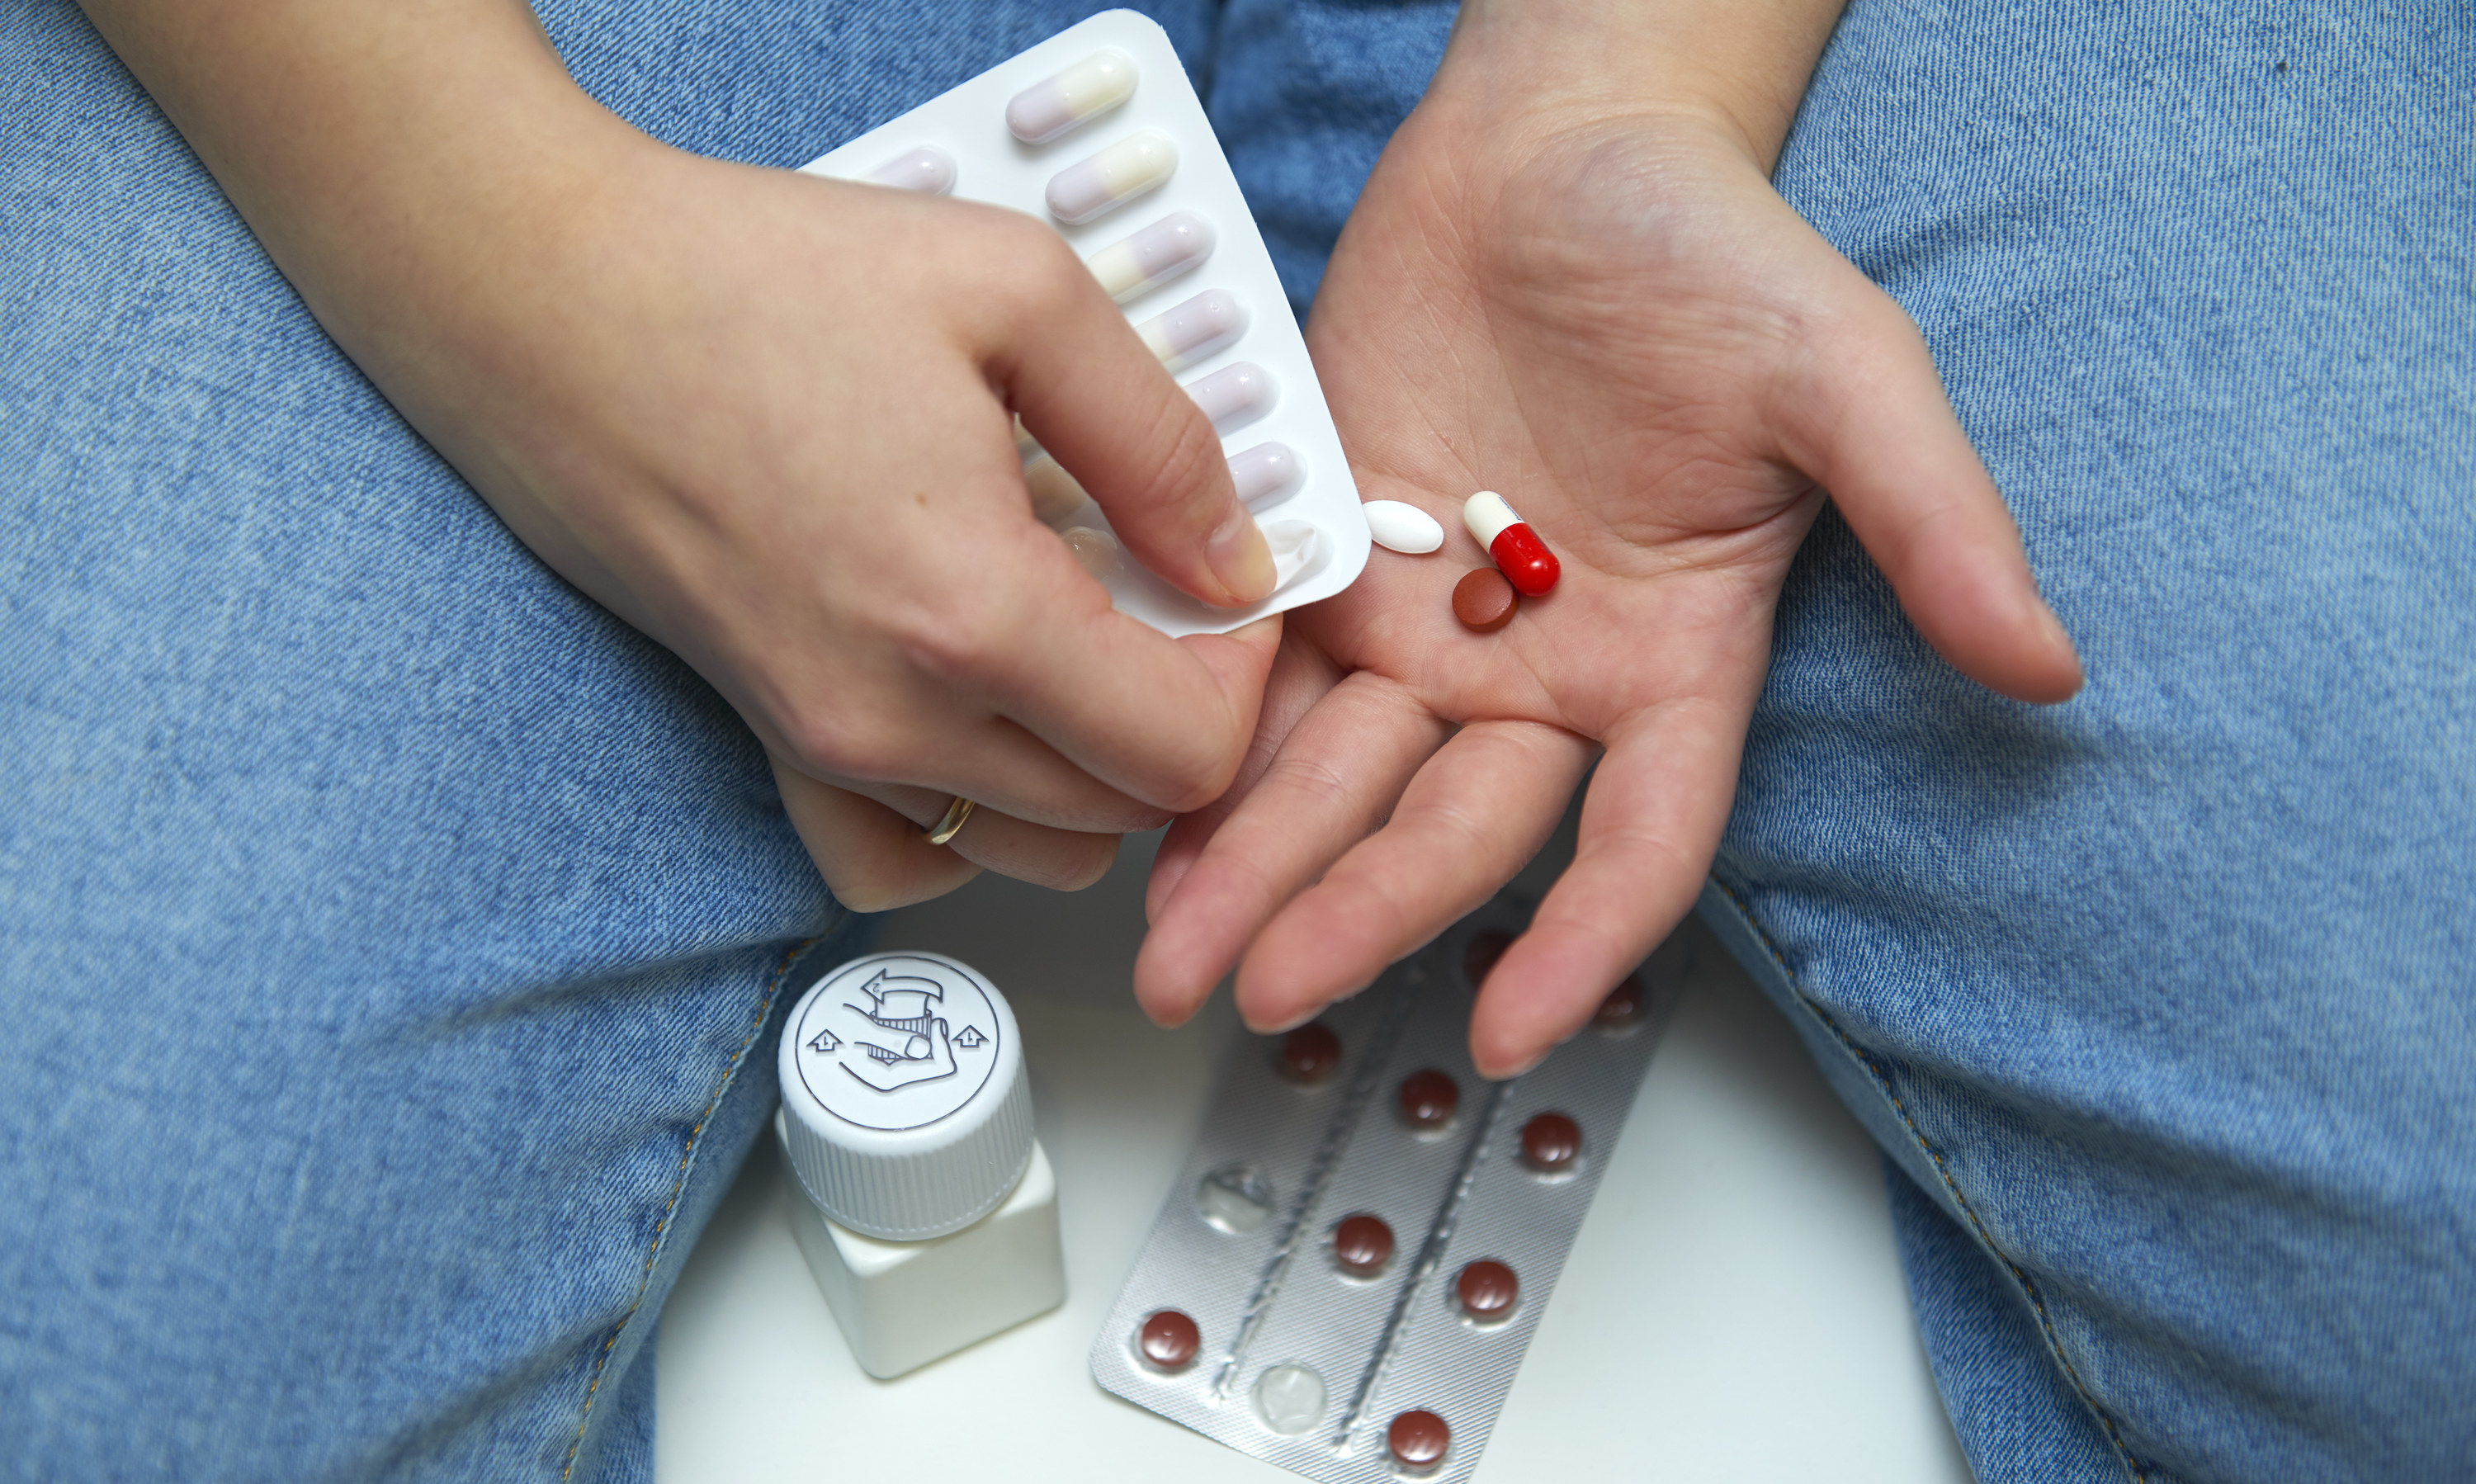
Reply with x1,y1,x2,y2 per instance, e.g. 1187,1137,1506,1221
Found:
776,952,1033,1241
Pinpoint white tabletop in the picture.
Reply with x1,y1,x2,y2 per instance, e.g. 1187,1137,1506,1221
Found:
656,824,1970,1482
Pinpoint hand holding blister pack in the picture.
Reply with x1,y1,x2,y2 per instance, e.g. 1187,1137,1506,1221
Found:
800,10,1369,637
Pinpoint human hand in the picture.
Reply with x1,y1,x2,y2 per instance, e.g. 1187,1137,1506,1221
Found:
82,0,1281,911
1136,1,2081,1074
427,147,1283,911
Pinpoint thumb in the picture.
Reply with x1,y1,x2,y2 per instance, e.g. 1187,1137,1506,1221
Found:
1780,276,2084,704
997,259,1274,608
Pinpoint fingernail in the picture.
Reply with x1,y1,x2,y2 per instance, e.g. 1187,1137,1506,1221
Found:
1486,1048,1547,1081
2029,596,2086,687
1248,1002,1321,1035
2034,598,2072,651
1207,506,1277,606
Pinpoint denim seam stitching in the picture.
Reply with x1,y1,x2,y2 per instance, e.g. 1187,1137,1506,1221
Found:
1707,874,2151,1484
555,920,839,1482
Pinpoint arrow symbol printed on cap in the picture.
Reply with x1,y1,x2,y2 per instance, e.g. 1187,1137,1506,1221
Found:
808,1028,842,1054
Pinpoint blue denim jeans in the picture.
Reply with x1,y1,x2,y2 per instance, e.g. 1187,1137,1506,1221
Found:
2,2,2467,1482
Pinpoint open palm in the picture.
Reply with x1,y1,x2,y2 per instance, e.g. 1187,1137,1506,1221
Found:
1137,102,2079,1075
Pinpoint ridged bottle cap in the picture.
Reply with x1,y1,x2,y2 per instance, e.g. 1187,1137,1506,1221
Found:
777,952,1032,1241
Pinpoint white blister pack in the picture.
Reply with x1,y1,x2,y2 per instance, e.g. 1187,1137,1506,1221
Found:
1090,897,1687,1482
797,10,1370,638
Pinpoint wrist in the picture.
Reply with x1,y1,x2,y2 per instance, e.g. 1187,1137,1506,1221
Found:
83,0,651,367
1429,0,1845,171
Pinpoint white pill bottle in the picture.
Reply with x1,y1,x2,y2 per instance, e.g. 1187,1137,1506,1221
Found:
774,951,1066,1378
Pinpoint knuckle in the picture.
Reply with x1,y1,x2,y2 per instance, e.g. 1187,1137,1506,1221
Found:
980,219,1091,320
890,589,1013,688
1037,834,1122,893
1154,733,1242,815
777,702,900,782
1130,398,1229,522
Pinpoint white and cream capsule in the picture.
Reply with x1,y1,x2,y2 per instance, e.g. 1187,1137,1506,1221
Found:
1226,442,1302,512
1046,130,1178,224
1006,50,1138,144
1184,361,1275,432
1086,211,1215,301
1136,289,1246,372
864,145,956,195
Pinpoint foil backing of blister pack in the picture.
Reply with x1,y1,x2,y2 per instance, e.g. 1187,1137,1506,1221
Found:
1090,900,1685,1482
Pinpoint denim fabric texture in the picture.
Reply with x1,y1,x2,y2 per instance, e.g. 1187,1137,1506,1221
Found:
1705,2,2475,1482
3,0,2469,1480
0,2,1434,1478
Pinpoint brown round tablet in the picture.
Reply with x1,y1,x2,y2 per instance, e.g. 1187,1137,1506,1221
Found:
1137,1309,1200,1370
1332,1213,1394,1276
1387,1409,1452,1472
1520,1111,1581,1172
1594,977,1644,1030
1279,1023,1342,1085
1462,929,1512,987
1452,567,1518,632
1455,1259,1519,1321
1397,1069,1459,1130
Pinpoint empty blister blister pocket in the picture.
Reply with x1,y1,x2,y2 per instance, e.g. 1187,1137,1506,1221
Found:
1090,897,1686,1482
797,10,1371,638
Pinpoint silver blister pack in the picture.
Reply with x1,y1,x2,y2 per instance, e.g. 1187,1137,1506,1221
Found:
1090,898,1685,1481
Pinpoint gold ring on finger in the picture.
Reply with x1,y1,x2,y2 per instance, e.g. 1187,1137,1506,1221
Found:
923,795,976,846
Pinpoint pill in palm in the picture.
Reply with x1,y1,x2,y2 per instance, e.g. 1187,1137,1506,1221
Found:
1226,442,1301,511
1184,361,1274,431
1363,499,1444,554
1453,567,1518,632
863,145,955,194
1046,130,1178,224
1004,49,1138,143
1087,210,1215,301
1135,288,1246,371
1463,489,1560,596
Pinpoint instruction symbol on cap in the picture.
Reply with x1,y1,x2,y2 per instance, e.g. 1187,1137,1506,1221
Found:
809,969,973,1094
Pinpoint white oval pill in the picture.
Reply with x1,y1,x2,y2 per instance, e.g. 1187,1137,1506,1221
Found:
1135,289,1246,372
1086,210,1215,302
1363,500,1444,555
1227,442,1302,511
864,145,955,195
1046,130,1178,225
1184,361,1276,431
1005,50,1137,144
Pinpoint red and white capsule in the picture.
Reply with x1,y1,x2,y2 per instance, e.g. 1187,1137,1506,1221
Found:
1462,490,1559,597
